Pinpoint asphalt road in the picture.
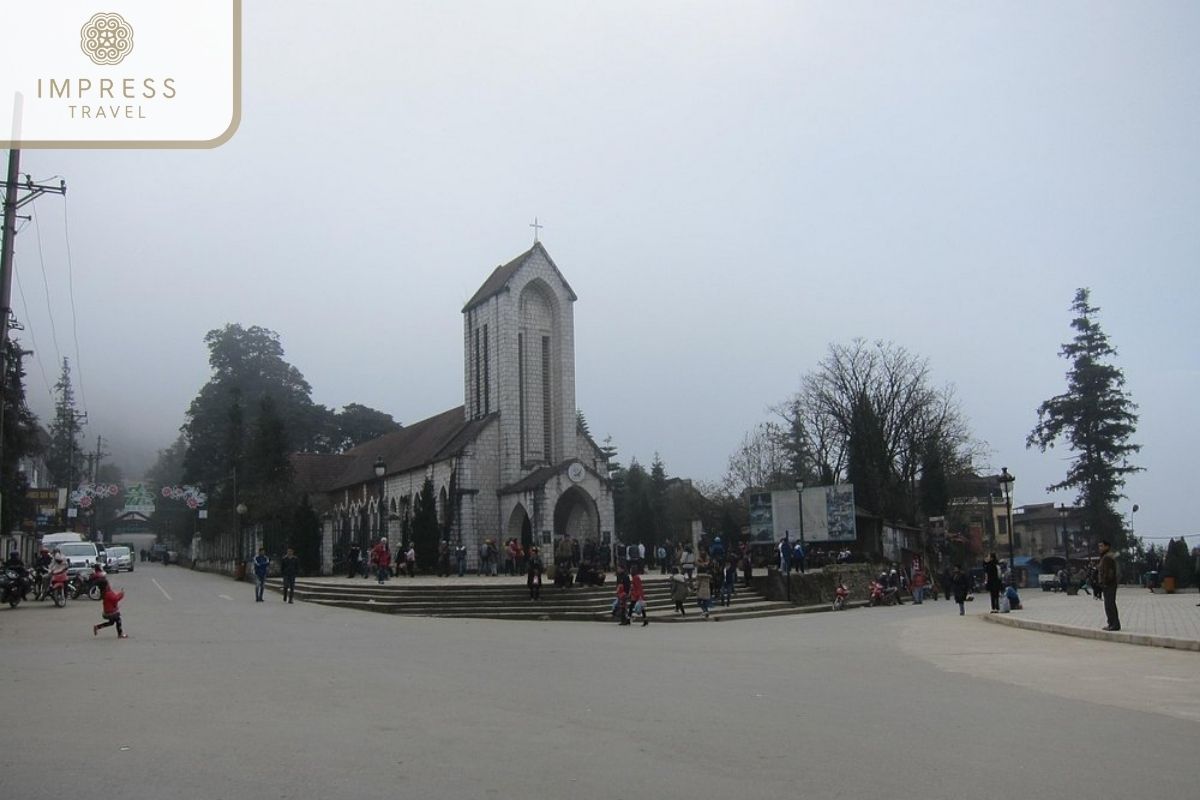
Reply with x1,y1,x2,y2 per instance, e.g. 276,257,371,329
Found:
1,566,1195,799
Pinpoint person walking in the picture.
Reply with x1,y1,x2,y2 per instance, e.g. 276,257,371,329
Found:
405,543,417,578
679,545,696,580
437,540,451,577
984,552,1002,613
346,543,361,579
280,547,300,603
911,568,926,604
695,568,713,619
950,565,971,615
720,560,737,607
455,542,467,577
526,546,544,600
1098,540,1121,631
630,571,648,626
670,568,689,616
370,537,391,584
252,548,270,601
92,578,128,639
614,564,632,624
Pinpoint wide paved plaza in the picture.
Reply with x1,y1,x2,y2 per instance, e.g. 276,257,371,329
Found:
1,566,1196,799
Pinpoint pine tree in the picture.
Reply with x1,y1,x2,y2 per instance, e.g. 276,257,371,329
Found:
1028,289,1141,548
47,358,84,488
245,394,294,522
1,339,40,535
411,477,439,571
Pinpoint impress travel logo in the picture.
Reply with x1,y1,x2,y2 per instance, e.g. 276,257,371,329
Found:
80,12,135,66
2,1,241,148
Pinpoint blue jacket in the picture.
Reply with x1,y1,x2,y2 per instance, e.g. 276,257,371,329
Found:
253,554,269,578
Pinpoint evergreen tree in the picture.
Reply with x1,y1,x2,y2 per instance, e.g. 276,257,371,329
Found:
1163,538,1195,588
1,339,40,536
649,453,668,547
601,436,626,539
291,495,322,574
846,392,891,517
182,324,327,492
47,358,84,488
411,477,439,571
245,394,295,522
1027,289,1141,548
917,438,949,519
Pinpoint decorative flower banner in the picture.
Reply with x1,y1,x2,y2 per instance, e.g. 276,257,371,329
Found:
69,482,121,508
161,484,208,509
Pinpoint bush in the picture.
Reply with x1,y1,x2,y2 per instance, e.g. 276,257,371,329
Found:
1163,538,1195,588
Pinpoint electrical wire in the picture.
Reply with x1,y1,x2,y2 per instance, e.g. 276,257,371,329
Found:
61,196,88,417
13,268,56,404
30,202,63,369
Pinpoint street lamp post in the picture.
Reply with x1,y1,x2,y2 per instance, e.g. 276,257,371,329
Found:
998,467,1015,584
374,457,387,544
1059,503,1070,563
236,502,248,580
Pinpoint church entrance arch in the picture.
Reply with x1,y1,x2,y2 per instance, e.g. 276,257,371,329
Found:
553,486,598,543
507,504,533,552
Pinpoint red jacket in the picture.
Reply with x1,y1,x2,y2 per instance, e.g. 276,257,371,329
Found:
630,574,646,602
370,543,391,568
102,586,124,616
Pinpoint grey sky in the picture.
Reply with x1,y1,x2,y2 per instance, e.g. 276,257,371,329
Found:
15,1,1199,539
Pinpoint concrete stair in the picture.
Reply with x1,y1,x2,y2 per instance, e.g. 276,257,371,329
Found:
263,575,820,622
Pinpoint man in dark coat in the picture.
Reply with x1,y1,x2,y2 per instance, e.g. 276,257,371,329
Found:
950,565,972,616
1098,540,1120,631
280,547,300,604
984,552,1002,613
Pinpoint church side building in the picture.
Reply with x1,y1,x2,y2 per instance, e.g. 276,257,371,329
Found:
305,243,614,572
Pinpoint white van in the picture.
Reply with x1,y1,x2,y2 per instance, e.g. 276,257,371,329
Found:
40,532,83,549
56,542,100,576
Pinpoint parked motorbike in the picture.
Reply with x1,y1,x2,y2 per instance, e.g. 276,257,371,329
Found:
868,580,899,607
1,568,32,608
832,583,849,611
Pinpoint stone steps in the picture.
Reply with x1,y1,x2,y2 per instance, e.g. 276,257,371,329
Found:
264,577,811,622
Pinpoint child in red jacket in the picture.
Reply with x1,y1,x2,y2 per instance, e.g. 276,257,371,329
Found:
93,579,128,639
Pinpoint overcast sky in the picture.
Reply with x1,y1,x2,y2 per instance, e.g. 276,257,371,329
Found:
14,1,1199,540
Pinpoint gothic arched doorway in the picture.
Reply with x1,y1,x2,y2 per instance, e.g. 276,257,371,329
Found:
507,504,533,552
553,486,598,543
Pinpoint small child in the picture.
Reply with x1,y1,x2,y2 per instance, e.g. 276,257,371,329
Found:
93,579,128,639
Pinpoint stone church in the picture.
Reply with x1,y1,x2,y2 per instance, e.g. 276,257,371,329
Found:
297,242,615,573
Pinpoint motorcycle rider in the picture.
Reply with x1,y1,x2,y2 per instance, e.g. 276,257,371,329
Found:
31,547,52,595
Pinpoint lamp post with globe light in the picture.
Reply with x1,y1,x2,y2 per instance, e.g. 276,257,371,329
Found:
998,468,1015,583
374,457,387,544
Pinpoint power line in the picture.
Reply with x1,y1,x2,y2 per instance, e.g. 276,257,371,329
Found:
13,269,55,403
30,202,62,368
62,196,87,416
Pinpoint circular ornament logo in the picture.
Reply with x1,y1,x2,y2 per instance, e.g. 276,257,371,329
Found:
80,12,134,65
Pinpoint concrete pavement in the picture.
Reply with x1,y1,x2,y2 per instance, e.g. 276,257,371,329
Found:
981,585,1200,650
1,565,1195,800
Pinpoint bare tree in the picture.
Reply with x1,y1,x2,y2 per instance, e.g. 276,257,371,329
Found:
760,339,980,522
722,421,792,494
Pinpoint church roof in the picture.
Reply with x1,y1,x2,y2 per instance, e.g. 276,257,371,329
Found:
462,241,578,313
320,406,496,491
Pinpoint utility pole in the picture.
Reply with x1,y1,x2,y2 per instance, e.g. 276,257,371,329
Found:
91,434,107,482
0,148,67,524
